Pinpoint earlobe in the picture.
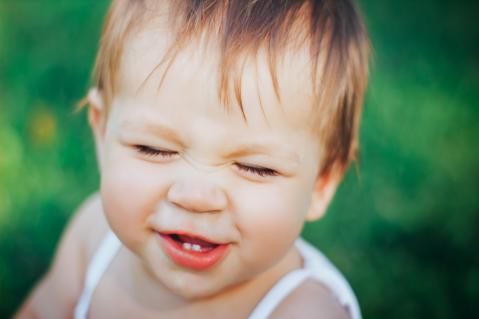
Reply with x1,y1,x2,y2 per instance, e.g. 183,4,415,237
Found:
306,166,343,221
87,87,106,169
87,87,104,131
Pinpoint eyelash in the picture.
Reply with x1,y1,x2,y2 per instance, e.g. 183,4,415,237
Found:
234,163,278,177
134,145,178,158
134,145,278,177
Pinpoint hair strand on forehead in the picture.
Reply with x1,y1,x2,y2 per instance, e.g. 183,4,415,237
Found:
90,0,370,175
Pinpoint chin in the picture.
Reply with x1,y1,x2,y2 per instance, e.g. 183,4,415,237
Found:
164,276,229,300
162,266,253,301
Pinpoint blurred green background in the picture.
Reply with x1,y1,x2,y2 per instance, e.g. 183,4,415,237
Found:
1,0,478,318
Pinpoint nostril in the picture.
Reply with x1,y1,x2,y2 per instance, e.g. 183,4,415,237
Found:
167,181,226,213
167,182,183,204
213,188,227,208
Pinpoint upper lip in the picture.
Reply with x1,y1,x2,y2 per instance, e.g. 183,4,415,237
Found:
157,229,229,245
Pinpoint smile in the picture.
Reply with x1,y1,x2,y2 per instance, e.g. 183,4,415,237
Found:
157,232,230,270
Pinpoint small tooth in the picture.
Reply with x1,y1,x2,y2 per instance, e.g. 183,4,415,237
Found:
192,244,202,252
182,242,192,250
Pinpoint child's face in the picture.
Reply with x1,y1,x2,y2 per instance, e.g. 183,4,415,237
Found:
92,27,336,299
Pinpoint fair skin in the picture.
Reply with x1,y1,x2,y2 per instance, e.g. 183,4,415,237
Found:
15,23,350,319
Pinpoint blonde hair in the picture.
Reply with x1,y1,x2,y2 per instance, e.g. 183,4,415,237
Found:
89,0,370,175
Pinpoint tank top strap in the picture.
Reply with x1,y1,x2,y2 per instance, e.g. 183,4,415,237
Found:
247,238,362,319
74,231,122,319
247,268,310,319
293,238,362,319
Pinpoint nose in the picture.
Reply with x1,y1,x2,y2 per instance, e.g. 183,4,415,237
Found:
167,179,227,213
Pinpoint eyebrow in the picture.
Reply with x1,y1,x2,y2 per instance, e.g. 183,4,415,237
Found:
119,120,185,145
224,141,300,165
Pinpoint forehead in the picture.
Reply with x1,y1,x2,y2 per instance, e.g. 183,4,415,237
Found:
116,21,316,132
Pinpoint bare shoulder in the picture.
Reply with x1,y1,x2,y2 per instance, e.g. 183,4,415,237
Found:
70,192,110,256
47,192,110,263
14,192,109,319
269,279,352,319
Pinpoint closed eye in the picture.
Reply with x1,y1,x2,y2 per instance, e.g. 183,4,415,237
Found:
134,145,178,159
234,163,278,177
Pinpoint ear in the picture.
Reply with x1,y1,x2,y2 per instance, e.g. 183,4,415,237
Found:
87,87,106,170
306,164,344,221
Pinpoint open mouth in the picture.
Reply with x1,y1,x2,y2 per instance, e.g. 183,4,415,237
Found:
157,232,229,270
169,233,219,253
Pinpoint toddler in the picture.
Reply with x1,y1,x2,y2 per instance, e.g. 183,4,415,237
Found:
15,0,369,318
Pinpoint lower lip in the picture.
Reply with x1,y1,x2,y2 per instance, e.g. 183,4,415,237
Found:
157,233,230,271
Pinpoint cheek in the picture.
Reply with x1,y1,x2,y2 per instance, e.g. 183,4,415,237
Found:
234,182,312,264
100,150,169,248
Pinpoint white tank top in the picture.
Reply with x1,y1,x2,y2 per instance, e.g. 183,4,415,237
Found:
74,231,361,319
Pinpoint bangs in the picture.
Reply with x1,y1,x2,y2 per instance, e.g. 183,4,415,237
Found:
92,0,370,174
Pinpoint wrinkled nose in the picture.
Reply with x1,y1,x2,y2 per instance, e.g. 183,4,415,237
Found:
167,180,227,213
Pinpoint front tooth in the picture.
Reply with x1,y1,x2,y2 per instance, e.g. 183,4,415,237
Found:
182,242,192,250
192,244,202,252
